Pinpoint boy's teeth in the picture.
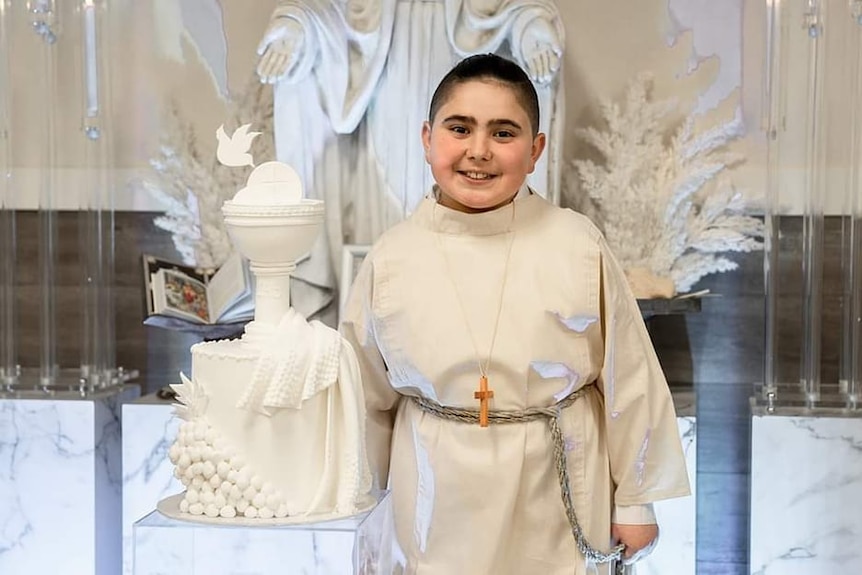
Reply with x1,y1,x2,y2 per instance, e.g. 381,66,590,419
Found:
465,171,490,179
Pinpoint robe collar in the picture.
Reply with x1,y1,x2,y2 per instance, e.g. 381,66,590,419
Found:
420,183,542,236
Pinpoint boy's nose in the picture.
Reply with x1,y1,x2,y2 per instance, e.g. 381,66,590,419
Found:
466,136,492,161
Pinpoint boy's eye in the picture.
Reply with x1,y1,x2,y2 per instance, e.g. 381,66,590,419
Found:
494,130,515,138
449,125,469,134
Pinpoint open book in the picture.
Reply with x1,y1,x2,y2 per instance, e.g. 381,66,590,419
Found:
142,252,254,329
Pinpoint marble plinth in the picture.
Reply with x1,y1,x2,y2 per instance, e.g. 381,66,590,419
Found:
121,395,180,575
0,385,140,575
750,412,862,574
133,491,393,575
638,415,697,575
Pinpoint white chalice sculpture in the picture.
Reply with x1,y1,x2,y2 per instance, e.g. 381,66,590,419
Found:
221,161,324,348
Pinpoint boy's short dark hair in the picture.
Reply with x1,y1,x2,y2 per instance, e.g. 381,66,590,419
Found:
428,54,540,136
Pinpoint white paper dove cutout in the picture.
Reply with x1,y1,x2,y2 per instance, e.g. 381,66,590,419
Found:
216,123,261,167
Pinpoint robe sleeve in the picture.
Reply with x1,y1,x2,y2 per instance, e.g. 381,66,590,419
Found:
596,237,691,507
339,251,400,491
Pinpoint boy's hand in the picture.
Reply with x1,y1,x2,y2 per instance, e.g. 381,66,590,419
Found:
611,523,658,560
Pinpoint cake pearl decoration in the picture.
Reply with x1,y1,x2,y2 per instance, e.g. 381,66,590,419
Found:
188,502,204,515
178,453,191,469
179,499,190,513
251,475,264,491
258,507,274,519
219,506,237,518
243,507,258,519
265,494,280,509
202,461,216,479
252,493,266,508
217,461,231,479
201,491,215,505
186,489,200,504
204,503,220,518
209,474,222,489
236,499,249,513
236,473,250,491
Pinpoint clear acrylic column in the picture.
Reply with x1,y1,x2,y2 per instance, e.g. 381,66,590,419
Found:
77,0,116,391
762,0,787,405
799,0,826,405
0,0,15,391
845,1,862,409
29,0,59,389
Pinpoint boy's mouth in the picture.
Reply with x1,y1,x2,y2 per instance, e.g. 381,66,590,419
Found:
458,170,497,181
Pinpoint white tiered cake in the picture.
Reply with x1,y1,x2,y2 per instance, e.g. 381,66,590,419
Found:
160,161,373,523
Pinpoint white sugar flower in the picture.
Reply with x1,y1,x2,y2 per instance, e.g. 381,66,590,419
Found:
171,372,210,421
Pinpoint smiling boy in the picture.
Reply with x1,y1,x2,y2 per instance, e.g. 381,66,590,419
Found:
341,54,690,574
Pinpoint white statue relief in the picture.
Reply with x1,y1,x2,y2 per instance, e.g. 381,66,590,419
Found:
256,0,565,319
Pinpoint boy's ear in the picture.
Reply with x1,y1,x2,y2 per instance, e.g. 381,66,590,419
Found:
421,121,432,163
528,132,547,173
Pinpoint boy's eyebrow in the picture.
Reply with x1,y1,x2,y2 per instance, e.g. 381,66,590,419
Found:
441,115,523,131
488,118,523,130
442,114,476,125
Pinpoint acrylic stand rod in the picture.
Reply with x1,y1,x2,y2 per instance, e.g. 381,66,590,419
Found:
846,11,862,408
36,7,59,389
0,0,15,390
78,0,116,391
800,0,825,404
762,0,787,401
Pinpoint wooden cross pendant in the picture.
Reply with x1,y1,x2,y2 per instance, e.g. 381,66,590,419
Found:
474,375,494,428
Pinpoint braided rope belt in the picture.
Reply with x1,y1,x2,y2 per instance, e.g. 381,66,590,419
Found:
411,385,626,572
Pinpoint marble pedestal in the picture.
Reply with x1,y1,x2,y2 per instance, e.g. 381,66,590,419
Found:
133,491,393,575
0,384,140,575
750,410,862,574
638,415,697,575
122,395,181,575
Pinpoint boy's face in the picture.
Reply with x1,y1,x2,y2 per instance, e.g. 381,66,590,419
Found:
422,79,546,214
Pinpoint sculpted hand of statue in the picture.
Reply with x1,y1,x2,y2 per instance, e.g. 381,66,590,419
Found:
519,18,562,86
256,17,307,84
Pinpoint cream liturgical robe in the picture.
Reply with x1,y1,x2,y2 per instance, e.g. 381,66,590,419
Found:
341,193,690,574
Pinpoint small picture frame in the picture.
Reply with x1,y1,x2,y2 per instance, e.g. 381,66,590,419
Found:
340,244,371,320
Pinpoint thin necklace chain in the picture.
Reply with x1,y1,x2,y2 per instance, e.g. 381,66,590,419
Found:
433,200,516,379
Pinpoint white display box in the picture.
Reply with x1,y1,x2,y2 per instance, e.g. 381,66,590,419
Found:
121,395,181,575
638,415,697,575
750,412,862,574
0,385,139,575
133,491,393,575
